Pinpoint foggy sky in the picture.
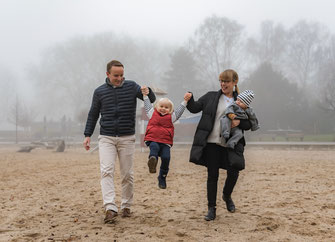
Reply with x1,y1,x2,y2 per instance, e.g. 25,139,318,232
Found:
0,0,335,101
1,0,335,130
1,0,335,71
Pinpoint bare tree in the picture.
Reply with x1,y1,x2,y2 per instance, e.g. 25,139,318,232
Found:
246,20,287,70
285,20,330,87
0,66,16,123
318,36,335,114
8,97,37,130
242,63,308,131
28,32,171,121
124,39,171,86
323,78,335,113
163,47,201,103
188,15,245,89
7,96,37,143
75,108,90,132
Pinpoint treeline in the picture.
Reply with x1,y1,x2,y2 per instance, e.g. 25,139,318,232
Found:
1,15,335,134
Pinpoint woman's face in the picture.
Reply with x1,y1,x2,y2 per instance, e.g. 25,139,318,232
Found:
220,79,236,97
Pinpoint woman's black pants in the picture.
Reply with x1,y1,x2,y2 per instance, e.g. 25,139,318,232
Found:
205,143,239,208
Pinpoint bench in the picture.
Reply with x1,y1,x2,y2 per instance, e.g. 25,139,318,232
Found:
251,133,277,141
285,133,304,141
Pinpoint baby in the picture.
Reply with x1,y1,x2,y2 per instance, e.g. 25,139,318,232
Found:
220,90,259,148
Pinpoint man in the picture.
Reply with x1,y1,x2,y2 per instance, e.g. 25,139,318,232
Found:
83,60,156,224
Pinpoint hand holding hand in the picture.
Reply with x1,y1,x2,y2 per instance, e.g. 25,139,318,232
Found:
184,92,192,102
141,86,149,96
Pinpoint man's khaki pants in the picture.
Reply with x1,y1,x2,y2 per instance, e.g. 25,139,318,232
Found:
98,135,135,212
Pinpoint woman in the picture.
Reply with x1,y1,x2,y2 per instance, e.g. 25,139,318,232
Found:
185,69,251,221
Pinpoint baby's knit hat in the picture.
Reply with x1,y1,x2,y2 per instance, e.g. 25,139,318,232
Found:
237,90,254,107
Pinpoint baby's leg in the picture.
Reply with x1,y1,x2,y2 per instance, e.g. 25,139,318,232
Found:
226,128,243,149
221,116,232,140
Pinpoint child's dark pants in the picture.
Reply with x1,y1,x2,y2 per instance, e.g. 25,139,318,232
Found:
148,141,170,174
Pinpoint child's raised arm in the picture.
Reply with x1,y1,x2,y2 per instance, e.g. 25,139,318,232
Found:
171,94,190,123
143,94,154,119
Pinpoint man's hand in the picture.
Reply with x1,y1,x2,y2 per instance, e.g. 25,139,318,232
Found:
184,92,192,102
83,137,91,150
141,86,149,96
231,119,240,128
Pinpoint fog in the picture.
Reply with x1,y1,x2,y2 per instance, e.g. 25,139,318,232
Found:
1,0,335,140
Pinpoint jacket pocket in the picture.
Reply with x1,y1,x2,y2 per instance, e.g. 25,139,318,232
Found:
227,143,245,170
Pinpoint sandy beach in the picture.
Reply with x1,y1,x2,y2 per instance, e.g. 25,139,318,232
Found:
0,145,334,241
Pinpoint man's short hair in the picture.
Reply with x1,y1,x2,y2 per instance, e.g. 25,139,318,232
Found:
107,60,124,73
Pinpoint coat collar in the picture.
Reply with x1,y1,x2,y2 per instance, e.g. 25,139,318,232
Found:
211,90,238,115
105,77,125,88
217,89,238,100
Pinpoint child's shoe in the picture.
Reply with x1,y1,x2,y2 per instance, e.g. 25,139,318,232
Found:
158,174,167,189
148,156,158,173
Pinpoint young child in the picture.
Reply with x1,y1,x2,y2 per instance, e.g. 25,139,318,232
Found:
220,89,260,149
142,88,191,189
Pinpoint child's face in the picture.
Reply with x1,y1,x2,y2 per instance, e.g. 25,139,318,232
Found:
156,101,171,115
236,99,248,109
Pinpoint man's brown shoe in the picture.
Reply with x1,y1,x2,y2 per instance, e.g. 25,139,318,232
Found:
104,210,117,224
121,208,131,218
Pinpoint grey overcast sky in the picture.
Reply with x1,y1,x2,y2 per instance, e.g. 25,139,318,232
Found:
1,0,335,74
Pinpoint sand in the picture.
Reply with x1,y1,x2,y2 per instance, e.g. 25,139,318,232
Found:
0,145,334,242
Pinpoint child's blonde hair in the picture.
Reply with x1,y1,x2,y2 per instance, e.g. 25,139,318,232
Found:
154,98,174,114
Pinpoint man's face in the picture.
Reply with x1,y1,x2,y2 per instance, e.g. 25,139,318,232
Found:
106,66,124,87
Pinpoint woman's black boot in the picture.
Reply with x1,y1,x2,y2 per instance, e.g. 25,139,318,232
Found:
223,194,236,213
204,206,216,221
